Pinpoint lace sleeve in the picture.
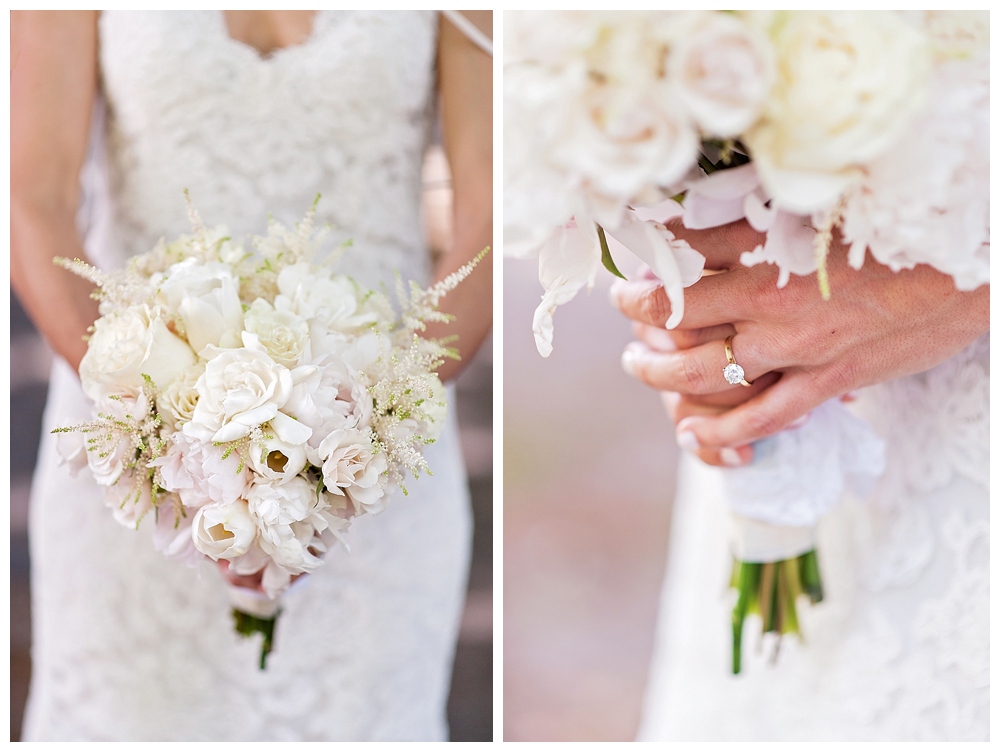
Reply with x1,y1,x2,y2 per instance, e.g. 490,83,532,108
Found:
441,10,493,57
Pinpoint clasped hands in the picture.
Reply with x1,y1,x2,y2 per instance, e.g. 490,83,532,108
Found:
611,219,990,468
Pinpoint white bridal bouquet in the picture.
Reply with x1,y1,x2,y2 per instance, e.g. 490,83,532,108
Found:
505,10,988,672
56,196,487,667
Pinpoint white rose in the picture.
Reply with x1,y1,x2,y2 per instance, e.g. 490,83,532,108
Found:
157,362,206,429
155,259,245,355
669,13,773,138
192,499,257,560
276,264,379,334
243,298,310,367
184,332,314,445
318,428,388,510
744,11,931,213
55,427,89,478
79,305,197,401
153,430,252,508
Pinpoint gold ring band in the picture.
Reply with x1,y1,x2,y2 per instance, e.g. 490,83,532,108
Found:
723,335,753,387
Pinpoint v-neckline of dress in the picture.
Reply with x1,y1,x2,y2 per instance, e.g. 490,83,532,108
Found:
216,10,325,63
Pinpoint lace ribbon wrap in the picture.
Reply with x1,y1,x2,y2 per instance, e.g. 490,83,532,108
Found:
722,399,885,520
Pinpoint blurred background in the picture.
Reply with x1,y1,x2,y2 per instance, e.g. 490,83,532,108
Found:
10,146,493,742
503,258,680,740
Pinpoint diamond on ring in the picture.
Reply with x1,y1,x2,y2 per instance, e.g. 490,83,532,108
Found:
723,363,746,386
723,335,753,387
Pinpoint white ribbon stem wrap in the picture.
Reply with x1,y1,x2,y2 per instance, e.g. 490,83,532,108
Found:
227,585,282,619
729,513,816,563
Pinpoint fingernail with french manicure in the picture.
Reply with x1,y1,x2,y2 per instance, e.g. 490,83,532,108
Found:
621,344,642,376
676,430,700,452
788,412,811,430
719,447,745,467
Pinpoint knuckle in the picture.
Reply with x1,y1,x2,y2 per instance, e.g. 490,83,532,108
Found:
679,355,711,395
743,408,783,439
638,287,670,325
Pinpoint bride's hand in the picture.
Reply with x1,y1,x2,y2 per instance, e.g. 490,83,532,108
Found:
216,559,304,594
611,220,989,452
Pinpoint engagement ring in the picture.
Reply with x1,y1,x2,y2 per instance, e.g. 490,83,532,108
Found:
724,335,753,387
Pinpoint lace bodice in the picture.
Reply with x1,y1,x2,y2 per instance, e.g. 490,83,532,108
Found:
91,10,436,289
639,335,989,741
24,11,474,742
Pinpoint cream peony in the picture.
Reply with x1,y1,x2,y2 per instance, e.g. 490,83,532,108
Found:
79,304,196,402
154,430,252,508
744,11,931,213
192,499,258,560
841,57,989,290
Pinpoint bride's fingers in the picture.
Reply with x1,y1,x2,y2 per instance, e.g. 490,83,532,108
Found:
633,320,736,352
609,268,753,330
662,392,754,468
674,369,826,449
217,559,265,592
662,218,764,271
620,335,777,395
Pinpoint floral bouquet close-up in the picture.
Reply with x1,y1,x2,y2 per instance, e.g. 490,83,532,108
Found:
55,196,486,667
505,10,988,673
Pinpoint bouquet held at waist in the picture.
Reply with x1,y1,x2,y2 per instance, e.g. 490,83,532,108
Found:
55,195,488,667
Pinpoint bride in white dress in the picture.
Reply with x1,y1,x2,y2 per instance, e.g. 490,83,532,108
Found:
11,10,491,741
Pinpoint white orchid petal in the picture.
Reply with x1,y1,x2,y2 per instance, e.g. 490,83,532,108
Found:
606,218,686,330
269,411,313,446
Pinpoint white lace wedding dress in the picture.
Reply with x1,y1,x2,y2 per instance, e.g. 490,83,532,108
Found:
23,10,473,741
638,336,989,741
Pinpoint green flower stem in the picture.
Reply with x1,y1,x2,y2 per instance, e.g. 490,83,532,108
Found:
232,608,280,670
730,549,824,675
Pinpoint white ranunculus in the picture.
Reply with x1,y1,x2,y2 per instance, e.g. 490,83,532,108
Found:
841,58,989,290
246,433,308,485
744,11,931,213
184,332,314,445
192,499,257,560
155,259,245,355
669,13,774,138
153,430,252,508
79,305,197,401
318,428,388,510
157,362,206,429
276,264,378,334
243,298,311,367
